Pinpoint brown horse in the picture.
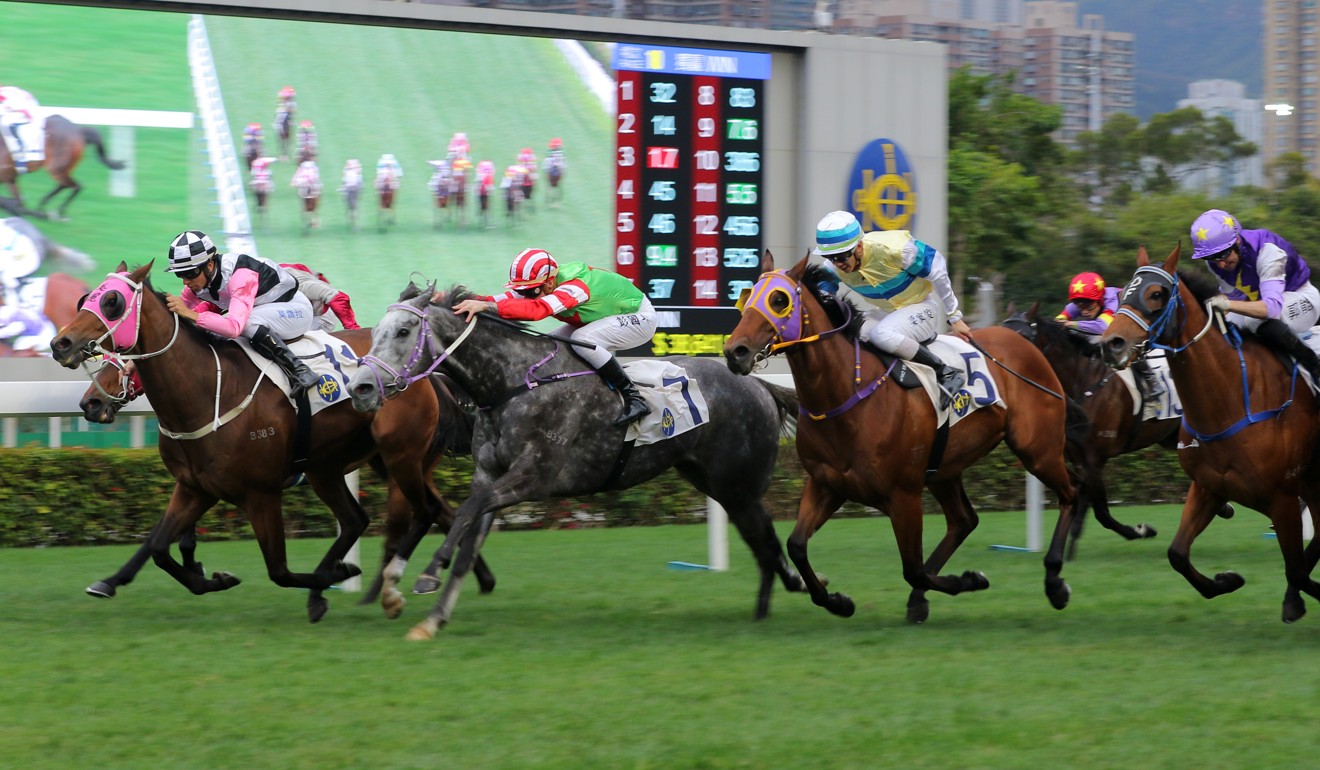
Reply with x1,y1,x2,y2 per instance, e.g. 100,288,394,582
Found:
376,167,398,231
724,252,1078,623
75,350,491,608
1100,243,1320,623
51,262,492,623
0,115,125,221
291,161,322,233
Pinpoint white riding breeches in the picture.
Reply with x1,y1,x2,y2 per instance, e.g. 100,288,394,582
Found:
241,291,315,341
1227,282,1320,336
859,296,945,360
558,297,658,368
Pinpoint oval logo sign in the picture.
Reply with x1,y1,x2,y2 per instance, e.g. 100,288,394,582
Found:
846,138,917,232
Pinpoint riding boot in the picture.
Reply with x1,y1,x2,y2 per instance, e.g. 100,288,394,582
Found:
597,356,652,426
1256,318,1320,385
1131,358,1164,401
910,343,966,411
250,325,319,391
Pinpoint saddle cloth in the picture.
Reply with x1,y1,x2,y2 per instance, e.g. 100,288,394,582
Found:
1115,353,1182,421
232,330,359,415
911,335,1007,428
1,116,46,165
622,360,710,446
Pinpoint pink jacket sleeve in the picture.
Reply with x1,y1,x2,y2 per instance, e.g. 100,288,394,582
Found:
194,269,259,338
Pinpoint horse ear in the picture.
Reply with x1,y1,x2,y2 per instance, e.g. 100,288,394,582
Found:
130,262,152,282
1004,300,1017,316
1166,241,1182,271
1027,300,1040,319
115,260,128,272
1137,245,1150,267
787,251,811,279
760,249,775,274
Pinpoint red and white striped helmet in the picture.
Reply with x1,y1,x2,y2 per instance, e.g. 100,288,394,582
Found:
506,248,558,289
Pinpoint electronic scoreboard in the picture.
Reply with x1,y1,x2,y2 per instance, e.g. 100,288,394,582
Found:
613,43,771,356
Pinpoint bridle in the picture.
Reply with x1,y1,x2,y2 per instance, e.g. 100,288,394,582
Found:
357,301,477,399
76,270,179,362
736,269,850,365
1113,265,1218,358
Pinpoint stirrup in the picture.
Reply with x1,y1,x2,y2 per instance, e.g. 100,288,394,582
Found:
614,396,651,426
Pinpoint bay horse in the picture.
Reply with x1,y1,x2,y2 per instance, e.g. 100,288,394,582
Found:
545,154,565,207
75,352,491,608
340,160,362,232
1100,243,1320,623
0,114,125,221
724,252,1078,624
1002,304,1173,556
291,160,322,233
348,282,807,640
50,263,494,623
375,167,398,231
275,107,293,161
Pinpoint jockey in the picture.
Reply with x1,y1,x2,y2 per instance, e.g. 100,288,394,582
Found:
376,153,403,187
296,119,317,156
452,248,658,425
340,158,362,192
0,84,42,165
291,159,322,195
280,263,359,332
163,230,319,390
1191,208,1320,384
249,156,277,192
814,210,971,409
0,216,41,305
0,295,53,353
242,122,264,149
426,159,451,197
476,160,495,193
447,132,470,162
1057,271,1163,399
277,86,296,114
544,138,565,170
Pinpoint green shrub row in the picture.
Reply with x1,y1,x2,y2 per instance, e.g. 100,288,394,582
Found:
0,443,1192,547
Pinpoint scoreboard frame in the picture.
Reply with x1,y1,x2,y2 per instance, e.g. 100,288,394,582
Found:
613,43,771,357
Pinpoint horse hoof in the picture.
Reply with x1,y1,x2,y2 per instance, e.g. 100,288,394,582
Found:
213,571,242,591
382,589,406,620
906,601,930,624
405,623,436,641
1283,599,1306,624
85,581,116,598
477,575,497,595
1218,503,1236,520
1046,578,1071,610
963,570,991,591
308,597,329,624
827,592,856,618
1134,523,1159,539
412,573,441,595
1215,571,1246,593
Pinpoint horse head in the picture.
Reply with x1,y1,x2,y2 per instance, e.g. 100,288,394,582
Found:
1102,242,1218,368
349,281,440,411
51,261,158,367
79,356,142,424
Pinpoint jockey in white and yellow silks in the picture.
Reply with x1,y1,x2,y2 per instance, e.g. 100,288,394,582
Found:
814,210,972,408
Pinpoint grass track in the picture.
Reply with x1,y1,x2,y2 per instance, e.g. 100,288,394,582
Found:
2,507,1316,769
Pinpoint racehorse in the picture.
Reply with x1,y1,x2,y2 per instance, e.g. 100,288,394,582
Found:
1101,243,1320,623
724,252,1078,624
291,161,322,233
427,161,451,229
340,160,362,232
249,157,276,228
0,114,125,221
275,108,293,161
74,351,492,608
348,282,807,640
545,155,564,208
50,263,495,623
375,167,399,232
1002,304,1177,556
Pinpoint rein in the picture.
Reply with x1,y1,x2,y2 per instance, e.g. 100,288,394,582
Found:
964,336,1064,400
357,302,477,396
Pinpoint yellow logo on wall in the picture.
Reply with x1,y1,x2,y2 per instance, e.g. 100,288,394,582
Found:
847,138,917,231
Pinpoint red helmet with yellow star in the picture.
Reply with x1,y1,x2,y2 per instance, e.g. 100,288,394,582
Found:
1067,272,1106,302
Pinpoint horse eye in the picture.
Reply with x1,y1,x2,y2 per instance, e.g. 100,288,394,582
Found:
99,291,126,321
394,325,412,339
769,289,791,316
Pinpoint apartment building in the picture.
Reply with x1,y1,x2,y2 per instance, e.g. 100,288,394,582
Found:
1262,0,1320,176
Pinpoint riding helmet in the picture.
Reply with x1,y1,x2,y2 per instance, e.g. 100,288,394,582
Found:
167,231,217,272
1190,209,1241,260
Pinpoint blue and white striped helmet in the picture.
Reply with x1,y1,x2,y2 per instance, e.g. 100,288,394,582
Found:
814,211,863,256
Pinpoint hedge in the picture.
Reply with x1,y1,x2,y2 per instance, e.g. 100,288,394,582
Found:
0,443,1193,548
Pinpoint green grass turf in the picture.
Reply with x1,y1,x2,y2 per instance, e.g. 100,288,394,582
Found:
3,5,615,327
2,506,1316,769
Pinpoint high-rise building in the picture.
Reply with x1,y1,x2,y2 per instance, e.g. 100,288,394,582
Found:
1178,79,1263,194
1262,0,1319,176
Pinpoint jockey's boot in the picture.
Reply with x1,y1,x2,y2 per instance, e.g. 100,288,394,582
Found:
597,356,651,426
251,326,319,391
1256,318,1320,385
1131,358,1164,402
910,343,966,411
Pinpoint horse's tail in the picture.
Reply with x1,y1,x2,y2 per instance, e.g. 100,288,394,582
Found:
758,380,799,438
80,127,126,170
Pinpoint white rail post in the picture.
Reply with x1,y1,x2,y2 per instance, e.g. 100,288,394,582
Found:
706,499,729,572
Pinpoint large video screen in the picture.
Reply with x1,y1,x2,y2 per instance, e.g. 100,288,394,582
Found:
0,3,764,357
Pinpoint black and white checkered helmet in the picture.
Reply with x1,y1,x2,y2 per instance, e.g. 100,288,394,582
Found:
166,230,216,272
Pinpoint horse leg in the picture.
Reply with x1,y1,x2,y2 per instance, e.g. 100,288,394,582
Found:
407,511,497,641
410,489,496,596
907,479,989,623
786,476,851,617
148,484,238,594
1167,482,1246,600
716,498,801,620
1012,435,1078,610
52,179,82,221
87,520,205,598
1078,450,1157,548
1268,493,1318,623
298,476,371,622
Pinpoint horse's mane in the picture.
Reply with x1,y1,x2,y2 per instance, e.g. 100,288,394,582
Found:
799,263,865,340
143,277,238,348
423,284,533,335
1177,269,1219,305
1029,311,1104,362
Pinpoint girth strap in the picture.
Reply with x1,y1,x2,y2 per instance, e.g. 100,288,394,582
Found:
289,388,312,475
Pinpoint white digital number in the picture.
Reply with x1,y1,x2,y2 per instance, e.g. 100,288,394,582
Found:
648,181,676,201
650,82,677,103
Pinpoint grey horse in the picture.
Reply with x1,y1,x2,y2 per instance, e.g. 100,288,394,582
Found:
349,282,806,640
